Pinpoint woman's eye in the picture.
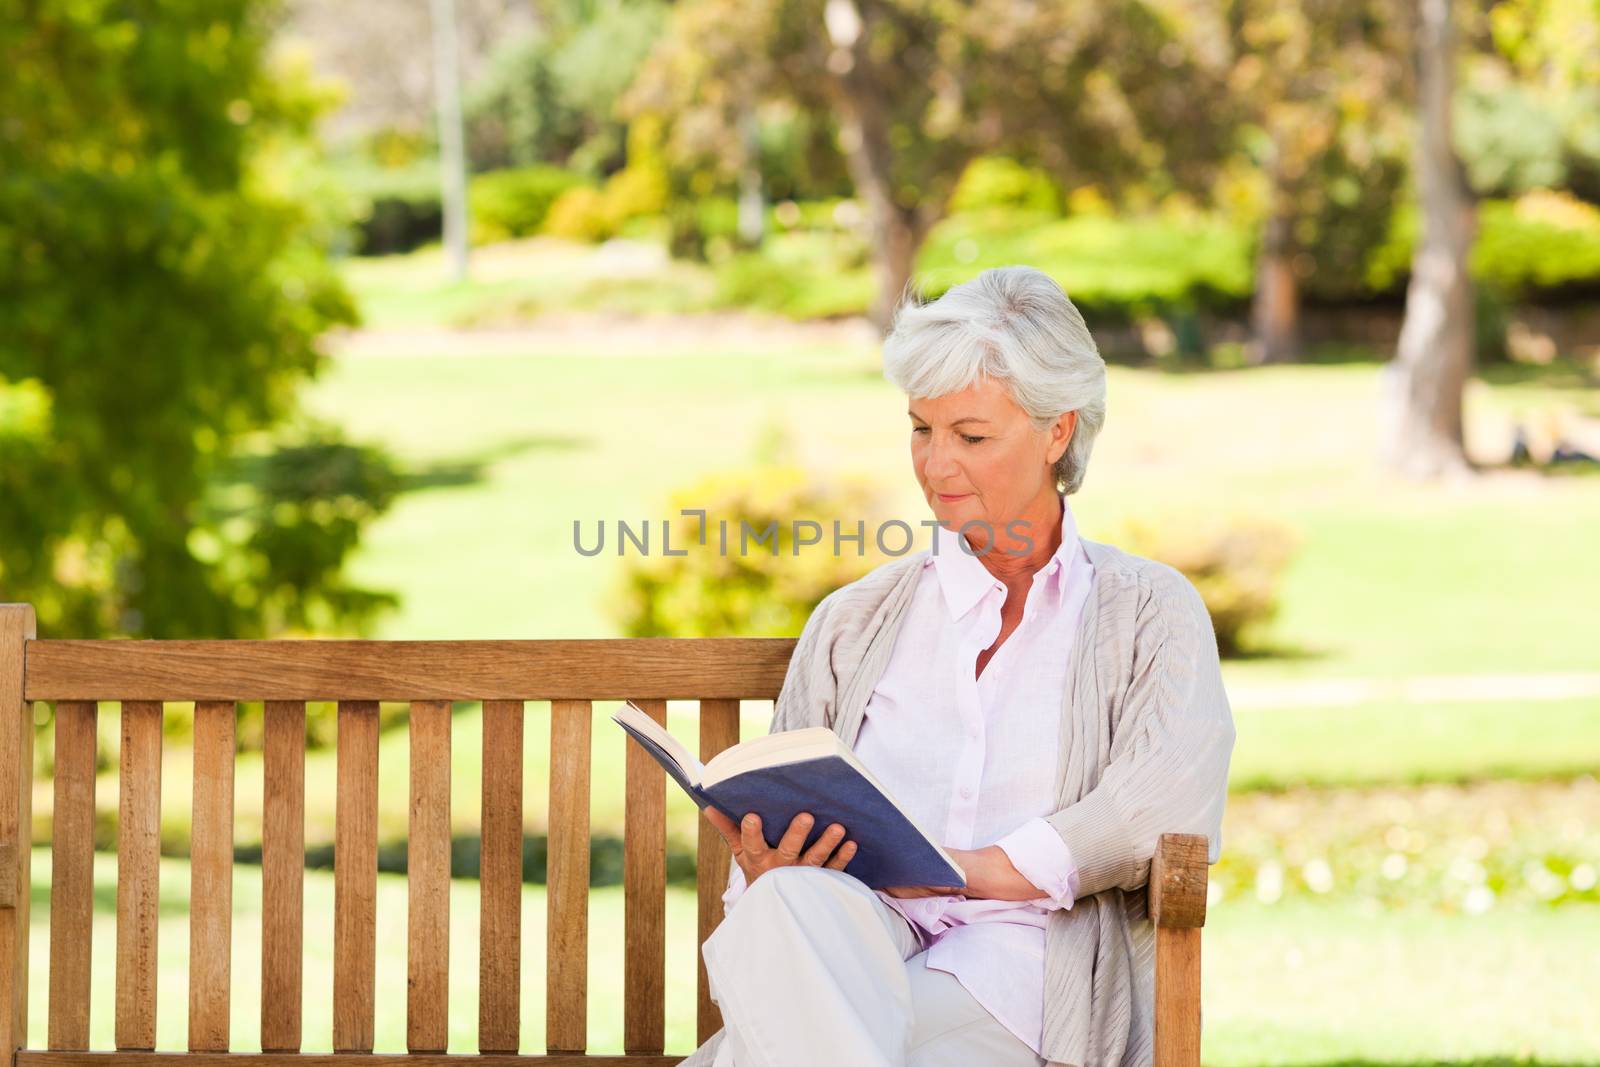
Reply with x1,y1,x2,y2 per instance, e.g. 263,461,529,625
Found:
912,426,931,435
961,434,986,444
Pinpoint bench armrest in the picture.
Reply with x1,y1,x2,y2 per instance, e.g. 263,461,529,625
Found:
1148,832,1209,928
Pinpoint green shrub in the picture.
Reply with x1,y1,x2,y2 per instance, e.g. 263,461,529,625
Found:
328,157,443,255
469,165,586,242
948,157,1064,216
1111,513,1299,658
1366,190,1600,298
543,184,616,241
610,464,894,638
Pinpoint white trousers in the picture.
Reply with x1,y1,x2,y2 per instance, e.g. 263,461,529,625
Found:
694,864,1046,1067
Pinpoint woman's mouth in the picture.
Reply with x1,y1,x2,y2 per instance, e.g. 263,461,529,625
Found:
936,492,972,503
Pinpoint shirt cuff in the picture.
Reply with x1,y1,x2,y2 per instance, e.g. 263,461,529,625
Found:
994,817,1080,910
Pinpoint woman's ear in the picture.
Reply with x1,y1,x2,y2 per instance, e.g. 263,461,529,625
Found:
1046,410,1078,465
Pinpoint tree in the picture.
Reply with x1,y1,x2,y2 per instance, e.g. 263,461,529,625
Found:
1225,0,1410,363
632,0,1241,330
0,0,399,638
1380,0,1477,479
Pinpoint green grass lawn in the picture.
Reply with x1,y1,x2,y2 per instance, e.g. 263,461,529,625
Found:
296,337,1600,685
24,850,1600,1063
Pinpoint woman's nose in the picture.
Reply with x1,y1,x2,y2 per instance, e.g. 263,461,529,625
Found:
924,436,961,480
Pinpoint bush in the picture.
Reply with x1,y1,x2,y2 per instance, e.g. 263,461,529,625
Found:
330,157,443,255
1111,513,1299,658
469,165,586,242
543,184,616,242
1366,190,1600,298
948,157,1064,216
609,463,894,638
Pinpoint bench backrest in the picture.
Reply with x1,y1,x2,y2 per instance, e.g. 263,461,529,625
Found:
0,603,1207,1067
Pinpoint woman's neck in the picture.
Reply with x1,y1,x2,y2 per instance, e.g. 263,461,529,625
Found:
965,488,1063,586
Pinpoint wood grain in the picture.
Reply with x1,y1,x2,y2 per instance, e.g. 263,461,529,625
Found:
623,699,666,1055
546,701,591,1054
694,700,740,1045
260,702,305,1052
407,700,452,1053
25,639,794,701
1149,833,1209,929
478,700,524,1054
0,604,36,1061
189,701,236,1052
333,701,379,1052
48,701,97,1050
114,701,163,1050
1154,926,1203,1067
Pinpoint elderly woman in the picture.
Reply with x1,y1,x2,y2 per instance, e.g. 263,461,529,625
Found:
679,266,1235,1067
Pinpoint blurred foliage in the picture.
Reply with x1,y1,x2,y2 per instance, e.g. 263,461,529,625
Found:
1214,777,1600,912
1458,0,1600,201
1111,513,1299,658
543,117,669,241
630,0,1244,324
920,208,1256,318
0,0,397,639
324,155,443,255
1368,189,1600,298
947,157,1065,217
464,0,667,174
610,460,893,638
469,165,586,242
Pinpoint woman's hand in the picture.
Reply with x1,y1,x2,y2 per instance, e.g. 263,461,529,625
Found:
703,807,857,886
881,845,1046,901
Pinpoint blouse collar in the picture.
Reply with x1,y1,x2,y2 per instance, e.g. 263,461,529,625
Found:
928,493,1080,621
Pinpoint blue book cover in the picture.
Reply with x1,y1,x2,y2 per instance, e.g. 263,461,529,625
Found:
612,702,966,891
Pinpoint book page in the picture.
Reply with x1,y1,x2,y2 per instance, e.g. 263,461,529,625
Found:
614,701,704,783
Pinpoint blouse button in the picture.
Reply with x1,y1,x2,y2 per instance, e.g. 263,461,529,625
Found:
960,786,973,799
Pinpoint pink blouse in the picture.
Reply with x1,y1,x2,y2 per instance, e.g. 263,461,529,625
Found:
722,493,1091,1055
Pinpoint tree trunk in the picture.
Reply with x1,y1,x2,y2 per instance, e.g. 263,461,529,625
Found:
429,0,469,282
822,0,933,333
1381,0,1477,479
1251,208,1301,364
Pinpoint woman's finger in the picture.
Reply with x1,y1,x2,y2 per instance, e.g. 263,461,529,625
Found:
740,814,768,861
703,806,741,851
774,811,814,864
801,823,847,866
822,839,858,871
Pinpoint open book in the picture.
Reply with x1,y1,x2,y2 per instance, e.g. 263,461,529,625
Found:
611,701,966,891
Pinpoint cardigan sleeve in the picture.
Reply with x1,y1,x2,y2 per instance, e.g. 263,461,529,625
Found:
1042,566,1236,898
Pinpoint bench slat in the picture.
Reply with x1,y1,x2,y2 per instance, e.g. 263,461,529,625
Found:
333,701,379,1052
408,700,453,1053
189,701,236,1052
479,700,524,1054
48,701,97,1050
546,701,591,1054
623,699,666,1055
261,702,306,1052
114,701,162,1051
694,700,740,1045
25,639,794,701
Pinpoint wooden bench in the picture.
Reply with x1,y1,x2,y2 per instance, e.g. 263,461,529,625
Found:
0,602,1208,1067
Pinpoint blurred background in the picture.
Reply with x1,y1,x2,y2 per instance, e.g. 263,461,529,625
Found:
3,0,1598,1059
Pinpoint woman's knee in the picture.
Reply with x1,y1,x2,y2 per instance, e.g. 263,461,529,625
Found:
740,864,862,909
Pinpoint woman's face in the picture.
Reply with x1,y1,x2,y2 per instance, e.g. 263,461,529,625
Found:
908,376,1076,537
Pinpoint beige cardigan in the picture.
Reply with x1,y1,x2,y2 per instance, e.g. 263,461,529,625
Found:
681,536,1236,1067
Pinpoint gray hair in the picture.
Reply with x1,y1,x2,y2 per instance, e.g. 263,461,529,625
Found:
881,266,1108,495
